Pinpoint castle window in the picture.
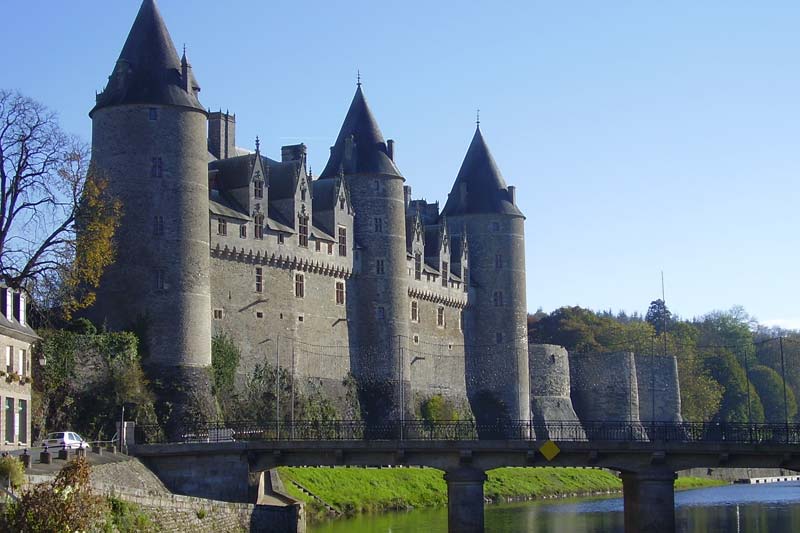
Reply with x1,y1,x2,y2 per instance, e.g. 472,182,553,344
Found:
441,261,448,287
254,180,264,199
335,281,345,305
151,157,163,178
255,267,263,293
148,108,158,121
218,218,227,236
491,221,500,232
411,301,419,322
254,214,264,239
340,197,345,210
213,309,224,320
153,216,164,236
496,332,503,344
256,311,264,318
462,268,468,292
437,306,445,327
459,312,464,331
414,253,422,280
338,227,347,257
495,254,503,269
493,291,504,307
298,315,304,323
413,335,419,345
155,269,165,290
327,243,333,255
298,215,309,247
374,217,383,233
301,187,307,202
240,224,247,239
376,259,385,275
295,274,305,298
377,306,385,320
374,180,380,193
278,233,285,244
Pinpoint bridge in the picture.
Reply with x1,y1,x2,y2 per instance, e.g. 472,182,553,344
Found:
130,421,800,533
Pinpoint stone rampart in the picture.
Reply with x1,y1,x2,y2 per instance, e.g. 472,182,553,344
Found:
634,354,683,424
528,344,585,440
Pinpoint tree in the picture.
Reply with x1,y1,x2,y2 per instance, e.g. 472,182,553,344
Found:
645,299,672,335
749,365,798,423
0,90,120,316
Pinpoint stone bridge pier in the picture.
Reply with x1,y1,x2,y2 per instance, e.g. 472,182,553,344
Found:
444,467,488,533
620,468,677,533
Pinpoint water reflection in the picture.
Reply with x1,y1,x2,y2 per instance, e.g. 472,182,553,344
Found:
310,481,800,533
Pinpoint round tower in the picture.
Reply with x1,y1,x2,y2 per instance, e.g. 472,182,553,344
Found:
319,84,410,424
89,1,213,422
442,125,530,428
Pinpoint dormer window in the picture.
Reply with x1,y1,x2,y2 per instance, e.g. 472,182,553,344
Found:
340,197,345,210
254,214,264,239
254,180,264,199
414,254,422,281
298,215,309,247
2,289,10,319
17,293,25,326
301,187,307,202
441,261,448,287
338,227,347,257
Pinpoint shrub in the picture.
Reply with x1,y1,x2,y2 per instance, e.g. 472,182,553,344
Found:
0,456,25,489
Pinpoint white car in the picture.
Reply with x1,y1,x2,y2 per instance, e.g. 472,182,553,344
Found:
41,432,88,450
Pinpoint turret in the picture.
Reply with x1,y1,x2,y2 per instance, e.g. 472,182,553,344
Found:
88,0,213,425
442,123,530,428
320,83,410,424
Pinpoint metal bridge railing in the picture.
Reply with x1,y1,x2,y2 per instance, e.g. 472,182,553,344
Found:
133,420,800,446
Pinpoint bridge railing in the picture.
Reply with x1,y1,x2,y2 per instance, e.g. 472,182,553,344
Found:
133,420,800,445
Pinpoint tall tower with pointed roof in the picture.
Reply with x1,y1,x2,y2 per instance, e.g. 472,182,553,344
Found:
320,84,411,422
88,0,213,420
442,125,531,426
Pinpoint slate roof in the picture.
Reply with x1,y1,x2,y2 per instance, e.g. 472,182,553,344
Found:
441,126,523,217
91,0,204,115
209,190,249,220
320,85,401,178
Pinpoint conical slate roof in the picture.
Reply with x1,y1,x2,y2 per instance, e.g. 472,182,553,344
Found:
441,126,523,217
91,0,203,115
320,85,401,178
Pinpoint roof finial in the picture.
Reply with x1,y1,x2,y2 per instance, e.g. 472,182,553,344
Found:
255,136,260,152
476,108,480,128
357,69,361,87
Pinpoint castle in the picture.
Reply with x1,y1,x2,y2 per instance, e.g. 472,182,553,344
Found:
87,0,681,433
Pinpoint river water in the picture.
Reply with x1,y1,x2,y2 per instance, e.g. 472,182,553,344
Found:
310,481,800,532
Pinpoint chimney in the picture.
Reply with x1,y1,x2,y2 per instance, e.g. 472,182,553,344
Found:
387,139,395,161
281,143,307,162
508,185,516,205
208,111,236,160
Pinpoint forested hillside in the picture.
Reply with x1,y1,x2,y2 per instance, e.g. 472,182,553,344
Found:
528,302,799,424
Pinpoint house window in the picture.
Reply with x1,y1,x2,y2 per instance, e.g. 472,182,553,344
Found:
18,399,27,444
463,268,468,292
18,293,25,326
218,218,227,236
149,108,158,121
493,291,504,307
374,217,383,233
377,306,385,320
155,269,165,290
18,349,24,377
411,301,419,322
255,267,263,293
213,309,224,320
295,274,305,298
496,332,503,344
278,233,285,244
5,398,13,444
335,281,345,305
5,346,11,373
2,289,9,319
376,260,385,275
495,254,503,269
298,215,309,247
414,254,422,280
153,216,164,236
441,261,448,287
254,180,264,199
437,306,445,327
240,224,247,238
254,215,264,239
327,243,333,255
151,157,163,178
338,227,347,256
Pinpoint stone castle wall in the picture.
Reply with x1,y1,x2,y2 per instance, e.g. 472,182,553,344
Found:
634,354,683,424
570,351,643,424
528,344,584,439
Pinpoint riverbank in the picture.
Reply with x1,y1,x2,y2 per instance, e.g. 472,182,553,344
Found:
277,466,725,522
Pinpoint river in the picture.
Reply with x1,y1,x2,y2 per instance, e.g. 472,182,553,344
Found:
310,481,800,532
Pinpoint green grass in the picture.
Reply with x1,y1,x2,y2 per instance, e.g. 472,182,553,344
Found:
675,477,728,490
278,467,727,523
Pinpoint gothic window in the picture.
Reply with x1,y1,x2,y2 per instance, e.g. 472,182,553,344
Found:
153,216,164,236
335,281,345,305
339,197,345,210
496,332,503,344
338,227,347,257
295,274,305,298
374,217,383,233
155,269,165,290
255,267,263,293
495,254,503,269
218,218,227,236
254,180,264,199
376,259,385,275
240,224,247,239
377,306,385,320
254,215,264,239
414,254,422,280
213,309,223,320
493,291,504,307
462,267,468,292
411,301,419,322
441,261,448,287
148,108,158,121
298,215,309,247
437,306,445,327
151,157,163,178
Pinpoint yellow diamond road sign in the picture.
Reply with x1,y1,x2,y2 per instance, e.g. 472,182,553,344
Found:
539,440,560,461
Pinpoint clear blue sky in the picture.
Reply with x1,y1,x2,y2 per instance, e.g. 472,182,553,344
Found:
4,1,799,326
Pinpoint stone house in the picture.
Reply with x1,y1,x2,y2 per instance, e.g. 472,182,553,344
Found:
0,286,35,450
